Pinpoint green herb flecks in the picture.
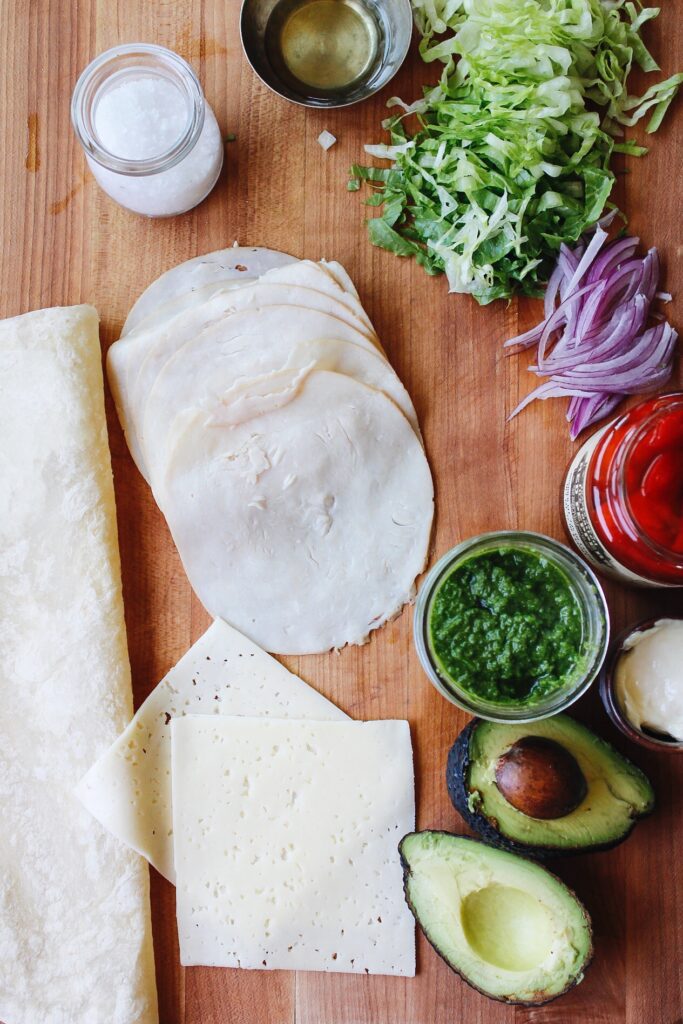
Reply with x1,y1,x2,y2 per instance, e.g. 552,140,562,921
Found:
428,547,585,705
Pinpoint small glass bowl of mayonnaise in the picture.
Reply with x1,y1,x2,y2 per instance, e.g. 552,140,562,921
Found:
601,617,683,752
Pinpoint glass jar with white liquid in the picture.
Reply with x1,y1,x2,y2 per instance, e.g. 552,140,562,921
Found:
71,43,223,217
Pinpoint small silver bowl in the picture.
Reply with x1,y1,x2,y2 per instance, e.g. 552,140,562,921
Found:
240,0,413,108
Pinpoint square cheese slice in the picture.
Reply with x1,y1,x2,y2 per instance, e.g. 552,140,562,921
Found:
76,618,347,883
172,717,415,976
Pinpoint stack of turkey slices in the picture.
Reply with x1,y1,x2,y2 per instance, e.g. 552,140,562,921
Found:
108,248,434,654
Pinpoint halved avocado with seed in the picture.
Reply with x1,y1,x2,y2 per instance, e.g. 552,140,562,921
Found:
400,831,592,1005
447,715,654,859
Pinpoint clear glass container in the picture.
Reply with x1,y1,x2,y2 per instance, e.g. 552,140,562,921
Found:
414,531,610,723
600,618,683,753
563,392,683,588
71,43,223,217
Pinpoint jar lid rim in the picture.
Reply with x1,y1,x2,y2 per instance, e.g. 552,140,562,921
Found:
71,43,206,176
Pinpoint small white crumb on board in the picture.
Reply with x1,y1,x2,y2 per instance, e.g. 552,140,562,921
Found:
172,717,415,976
76,618,347,883
318,129,337,150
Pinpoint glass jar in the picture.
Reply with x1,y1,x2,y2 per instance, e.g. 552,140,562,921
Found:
71,43,223,217
563,393,683,587
414,531,609,723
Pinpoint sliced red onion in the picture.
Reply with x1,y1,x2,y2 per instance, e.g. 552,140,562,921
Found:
558,244,582,286
569,394,622,439
551,321,676,384
564,225,609,294
586,236,639,284
597,208,620,231
544,262,564,319
507,227,678,438
510,381,594,418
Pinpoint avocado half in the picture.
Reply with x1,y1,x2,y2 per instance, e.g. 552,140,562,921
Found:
447,715,655,859
400,831,593,1005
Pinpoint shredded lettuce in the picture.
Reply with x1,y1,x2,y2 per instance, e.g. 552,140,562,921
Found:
353,0,682,303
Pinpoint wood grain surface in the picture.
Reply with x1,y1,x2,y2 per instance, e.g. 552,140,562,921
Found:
1,2,682,1023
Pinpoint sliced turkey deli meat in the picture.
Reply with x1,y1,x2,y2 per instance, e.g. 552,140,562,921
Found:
158,370,433,653
122,248,373,339
109,252,433,654
110,295,383,479
128,289,379,420
122,245,298,334
141,333,420,482
0,306,158,1024
127,259,378,342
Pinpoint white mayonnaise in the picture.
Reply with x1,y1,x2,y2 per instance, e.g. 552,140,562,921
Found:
615,619,683,741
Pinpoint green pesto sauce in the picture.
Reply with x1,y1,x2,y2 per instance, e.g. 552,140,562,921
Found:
428,547,584,705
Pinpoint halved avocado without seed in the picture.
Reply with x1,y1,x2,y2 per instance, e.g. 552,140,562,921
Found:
400,831,592,1005
447,715,655,859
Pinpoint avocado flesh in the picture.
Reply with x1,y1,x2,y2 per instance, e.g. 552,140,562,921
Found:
400,831,592,1004
451,715,654,855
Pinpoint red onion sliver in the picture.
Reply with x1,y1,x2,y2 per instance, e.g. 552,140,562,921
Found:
586,236,639,284
544,263,564,319
564,226,609,294
505,226,678,437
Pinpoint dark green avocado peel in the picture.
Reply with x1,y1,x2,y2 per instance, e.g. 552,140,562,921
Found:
447,715,655,859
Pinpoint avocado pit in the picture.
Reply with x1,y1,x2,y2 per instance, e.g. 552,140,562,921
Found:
495,736,587,820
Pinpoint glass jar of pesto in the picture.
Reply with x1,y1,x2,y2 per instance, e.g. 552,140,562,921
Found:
414,532,609,723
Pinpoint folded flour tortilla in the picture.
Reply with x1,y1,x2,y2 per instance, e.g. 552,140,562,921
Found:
0,306,158,1024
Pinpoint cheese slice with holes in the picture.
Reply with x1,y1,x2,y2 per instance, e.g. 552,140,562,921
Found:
0,305,157,1024
172,716,415,975
76,618,348,883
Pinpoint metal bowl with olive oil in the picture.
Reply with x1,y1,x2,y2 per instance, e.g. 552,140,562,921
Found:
240,0,413,108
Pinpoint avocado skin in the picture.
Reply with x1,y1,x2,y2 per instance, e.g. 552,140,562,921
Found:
446,718,654,859
446,722,539,857
399,830,593,1006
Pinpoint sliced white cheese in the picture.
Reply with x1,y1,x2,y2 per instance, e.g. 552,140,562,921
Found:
0,305,157,1024
76,619,347,883
157,370,434,654
172,717,415,976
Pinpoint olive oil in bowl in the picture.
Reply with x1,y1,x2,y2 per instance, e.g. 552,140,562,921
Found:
265,0,384,101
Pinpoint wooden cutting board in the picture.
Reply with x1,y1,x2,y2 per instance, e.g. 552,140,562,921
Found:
1,2,681,1022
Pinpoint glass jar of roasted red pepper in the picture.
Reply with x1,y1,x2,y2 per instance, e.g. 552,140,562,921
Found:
563,392,683,587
